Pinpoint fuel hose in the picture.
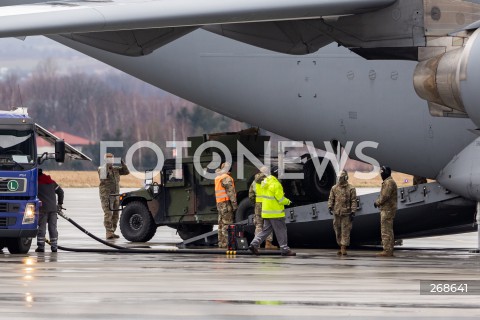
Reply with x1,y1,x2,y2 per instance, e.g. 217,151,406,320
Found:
45,209,282,256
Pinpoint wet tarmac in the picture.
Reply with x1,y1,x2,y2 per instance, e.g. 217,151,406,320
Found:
1,188,480,319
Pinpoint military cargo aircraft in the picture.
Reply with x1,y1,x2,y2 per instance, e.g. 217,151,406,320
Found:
0,0,479,245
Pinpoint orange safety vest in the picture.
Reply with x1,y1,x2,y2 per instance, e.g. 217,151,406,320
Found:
214,173,235,203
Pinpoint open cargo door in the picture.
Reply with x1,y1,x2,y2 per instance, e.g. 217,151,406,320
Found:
35,123,92,162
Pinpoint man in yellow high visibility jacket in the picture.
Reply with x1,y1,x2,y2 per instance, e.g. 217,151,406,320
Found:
249,166,296,256
248,166,277,249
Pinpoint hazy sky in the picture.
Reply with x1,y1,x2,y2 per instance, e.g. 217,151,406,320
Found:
0,36,112,75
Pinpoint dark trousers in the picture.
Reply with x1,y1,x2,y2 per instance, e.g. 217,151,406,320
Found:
37,211,58,249
250,218,289,253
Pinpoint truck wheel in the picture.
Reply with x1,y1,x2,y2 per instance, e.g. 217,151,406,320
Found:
176,225,213,241
7,237,32,254
120,201,157,242
303,157,336,202
235,198,254,222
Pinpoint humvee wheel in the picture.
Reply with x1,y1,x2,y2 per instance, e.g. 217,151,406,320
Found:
303,157,336,202
120,201,157,242
235,198,254,222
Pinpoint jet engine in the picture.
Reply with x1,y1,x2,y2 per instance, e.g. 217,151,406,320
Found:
437,137,480,202
413,28,480,125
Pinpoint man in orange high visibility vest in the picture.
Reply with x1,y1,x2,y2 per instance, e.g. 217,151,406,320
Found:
214,162,238,248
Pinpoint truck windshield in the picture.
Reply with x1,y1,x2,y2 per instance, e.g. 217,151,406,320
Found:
0,129,35,169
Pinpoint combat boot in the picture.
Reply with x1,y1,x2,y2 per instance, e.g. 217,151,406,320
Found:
112,234,120,239
281,249,296,256
218,242,227,249
249,244,259,256
376,251,394,257
106,232,115,240
265,240,278,250
337,247,342,255
341,246,347,256
35,247,45,253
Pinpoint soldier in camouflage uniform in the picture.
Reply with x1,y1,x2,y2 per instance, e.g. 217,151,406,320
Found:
328,170,357,256
248,167,277,249
98,153,130,239
214,162,238,248
374,166,398,257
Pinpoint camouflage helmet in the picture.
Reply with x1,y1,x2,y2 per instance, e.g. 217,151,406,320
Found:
339,170,348,182
259,166,270,175
221,161,231,170
218,161,231,174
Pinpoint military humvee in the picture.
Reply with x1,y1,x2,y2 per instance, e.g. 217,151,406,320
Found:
118,129,336,242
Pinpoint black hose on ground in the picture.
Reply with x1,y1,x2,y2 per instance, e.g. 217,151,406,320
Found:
58,209,126,250
51,244,281,255
50,210,282,256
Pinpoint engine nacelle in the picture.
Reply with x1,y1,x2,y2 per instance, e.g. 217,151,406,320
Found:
437,137,480,202
414,28,480,125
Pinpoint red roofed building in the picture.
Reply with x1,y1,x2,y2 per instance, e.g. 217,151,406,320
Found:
37,131,95,154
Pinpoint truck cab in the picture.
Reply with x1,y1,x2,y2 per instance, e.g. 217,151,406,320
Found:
0,108,89,254
0,110,39,253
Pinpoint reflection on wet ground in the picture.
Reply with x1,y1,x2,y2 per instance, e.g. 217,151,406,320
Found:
1,188,479,319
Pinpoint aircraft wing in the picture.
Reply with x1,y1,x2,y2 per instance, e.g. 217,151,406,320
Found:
0,0,395,37
35,124,92,161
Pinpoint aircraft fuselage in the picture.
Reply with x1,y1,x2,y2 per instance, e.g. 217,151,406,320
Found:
52,29,477,179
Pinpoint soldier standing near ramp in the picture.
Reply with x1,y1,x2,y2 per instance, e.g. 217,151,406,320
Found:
98,153,129,239
248,166,277,250
374,166,398,257
328,170,357,256
214,162,238,248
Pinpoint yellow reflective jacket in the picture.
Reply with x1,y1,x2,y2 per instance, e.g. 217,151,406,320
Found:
257,175,291,219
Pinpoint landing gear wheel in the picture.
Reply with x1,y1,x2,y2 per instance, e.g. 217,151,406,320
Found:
120,201,157,242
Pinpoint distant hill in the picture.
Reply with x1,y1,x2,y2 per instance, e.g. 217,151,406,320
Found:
0,36,111,76
0,49,247,170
